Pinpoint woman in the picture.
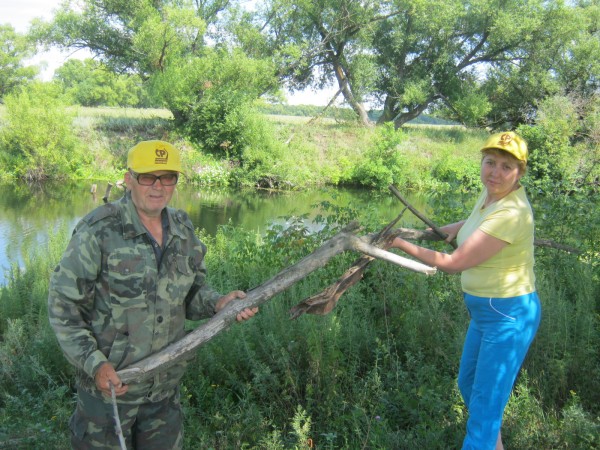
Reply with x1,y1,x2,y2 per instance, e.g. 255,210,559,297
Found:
390,132,541,450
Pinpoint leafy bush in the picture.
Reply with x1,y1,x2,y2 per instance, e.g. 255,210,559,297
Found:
0,83,90,180
55,59,146,107
351,123,409,189
430,144,481,192
517,95,588,194
149,48,278,162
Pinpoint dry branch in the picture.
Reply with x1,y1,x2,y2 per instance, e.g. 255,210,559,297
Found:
389,184,457,248
117,223,435,384
289,210,406,318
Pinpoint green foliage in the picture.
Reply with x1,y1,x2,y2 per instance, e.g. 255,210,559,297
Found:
0,25,38,100
0,190,598,448
33,0,206,76
0,83,92,181
32,0,600,131
150,47,278,162
0,226,72,448
430,144,481,192
351,123,409,189
184,150,232,187
55,59,147,107
517,93,600,194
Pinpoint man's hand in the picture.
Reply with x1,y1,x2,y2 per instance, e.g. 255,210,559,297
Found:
95,362,128,397
215,290,258,321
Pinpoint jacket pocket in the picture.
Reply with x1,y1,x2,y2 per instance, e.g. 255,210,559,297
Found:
107,253,149,308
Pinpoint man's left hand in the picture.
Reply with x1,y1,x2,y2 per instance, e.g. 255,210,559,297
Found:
215,290,258,321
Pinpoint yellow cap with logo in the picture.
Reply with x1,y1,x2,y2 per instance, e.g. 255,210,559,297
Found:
480,132,528,162
127,140,183,173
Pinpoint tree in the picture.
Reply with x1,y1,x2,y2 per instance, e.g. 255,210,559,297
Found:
0,82,89,180
34,0,279,157
0,25,38,100
31,0,208,76
478,2,600,129
55,58,145,107
149,47,279,158
248,0,391,126
372,0,572,129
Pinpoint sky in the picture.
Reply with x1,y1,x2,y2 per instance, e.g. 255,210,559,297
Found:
0,0,336,106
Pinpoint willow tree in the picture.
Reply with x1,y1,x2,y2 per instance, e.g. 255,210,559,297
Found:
246,0,394,126
370,0,576,129
32,0,234,74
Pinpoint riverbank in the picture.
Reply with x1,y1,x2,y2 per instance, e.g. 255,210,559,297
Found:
0,105,486,190
38,106,489,192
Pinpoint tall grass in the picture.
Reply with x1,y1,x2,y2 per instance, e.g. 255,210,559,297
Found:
2,195,595,449
0,115,598,448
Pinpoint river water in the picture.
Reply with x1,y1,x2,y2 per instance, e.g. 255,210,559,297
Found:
0,182,429,285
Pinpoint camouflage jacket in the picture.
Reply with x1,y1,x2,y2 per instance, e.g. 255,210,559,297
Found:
48,191,222,404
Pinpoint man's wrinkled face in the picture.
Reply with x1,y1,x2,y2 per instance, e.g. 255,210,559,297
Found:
125,170,178,218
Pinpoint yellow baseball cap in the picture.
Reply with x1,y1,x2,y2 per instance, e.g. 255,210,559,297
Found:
127,140,183,173
480,132,528,162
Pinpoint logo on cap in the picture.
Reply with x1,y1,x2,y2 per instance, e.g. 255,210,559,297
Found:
498,133,513,147
155,149,168,165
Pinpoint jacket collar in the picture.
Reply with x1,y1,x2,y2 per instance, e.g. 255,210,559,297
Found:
118,191,187,241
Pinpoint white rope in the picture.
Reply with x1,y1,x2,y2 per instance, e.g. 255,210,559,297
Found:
109,381,128,450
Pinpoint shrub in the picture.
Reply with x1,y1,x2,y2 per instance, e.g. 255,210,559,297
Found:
352,123,409,189
0,83,90,180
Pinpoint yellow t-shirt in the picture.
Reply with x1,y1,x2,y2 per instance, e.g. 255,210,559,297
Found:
457,186,535,297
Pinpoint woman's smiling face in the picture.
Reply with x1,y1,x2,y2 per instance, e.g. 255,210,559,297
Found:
480,151,523,200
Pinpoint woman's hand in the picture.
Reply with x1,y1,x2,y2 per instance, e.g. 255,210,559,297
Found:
390,229,507,274
434,220,465,244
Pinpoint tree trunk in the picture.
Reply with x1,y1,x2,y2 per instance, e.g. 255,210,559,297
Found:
332,59,372,126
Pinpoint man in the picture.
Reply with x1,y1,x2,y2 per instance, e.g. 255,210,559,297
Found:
48,140,257,449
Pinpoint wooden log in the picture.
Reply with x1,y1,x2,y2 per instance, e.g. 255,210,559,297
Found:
117,225,435,384
290,210,406,318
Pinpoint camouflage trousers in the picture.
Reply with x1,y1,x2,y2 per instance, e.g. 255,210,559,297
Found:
69,387,183,449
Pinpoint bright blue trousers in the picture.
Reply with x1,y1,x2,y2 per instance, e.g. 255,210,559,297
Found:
459,292,541,450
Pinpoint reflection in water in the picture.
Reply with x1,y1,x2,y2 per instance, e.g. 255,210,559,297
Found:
0,182,428,285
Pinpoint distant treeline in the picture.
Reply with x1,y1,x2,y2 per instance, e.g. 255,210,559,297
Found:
258,103,458,126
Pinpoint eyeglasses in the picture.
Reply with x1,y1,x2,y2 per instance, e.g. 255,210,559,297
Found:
130,171,179,186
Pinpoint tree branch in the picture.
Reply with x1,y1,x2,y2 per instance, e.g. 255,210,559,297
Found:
117,224,435,384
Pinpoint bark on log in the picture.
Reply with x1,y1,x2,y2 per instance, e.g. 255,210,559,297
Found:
117,224,435,384
289,211,405,318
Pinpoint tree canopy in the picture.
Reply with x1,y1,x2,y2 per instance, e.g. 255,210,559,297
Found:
20,0,600,131
0,25,38,100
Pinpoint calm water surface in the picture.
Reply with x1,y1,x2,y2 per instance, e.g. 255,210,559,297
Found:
0,182,429,285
